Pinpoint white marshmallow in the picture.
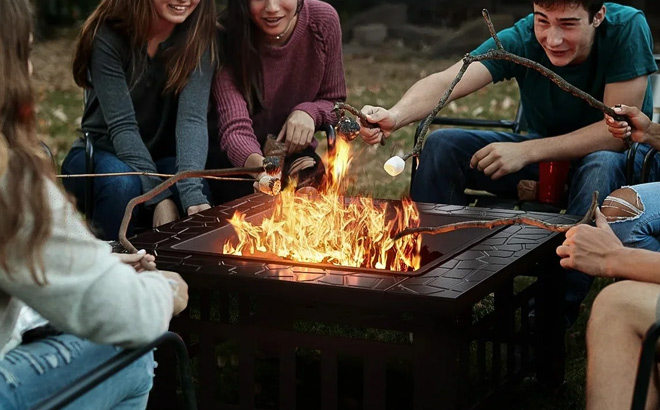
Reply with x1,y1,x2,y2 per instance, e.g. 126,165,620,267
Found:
383,156,405,176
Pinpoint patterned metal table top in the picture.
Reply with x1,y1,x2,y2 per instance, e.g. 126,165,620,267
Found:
130,194,579,310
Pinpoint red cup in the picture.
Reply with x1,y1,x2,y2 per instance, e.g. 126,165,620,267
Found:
537,161,571,206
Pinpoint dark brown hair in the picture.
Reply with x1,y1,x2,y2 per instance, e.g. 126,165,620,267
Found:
532,0,605,20
73,0,218,94
0,0,53,284
220,0,303,114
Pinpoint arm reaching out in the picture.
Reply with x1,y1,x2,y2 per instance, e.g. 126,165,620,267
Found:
358,61,493,145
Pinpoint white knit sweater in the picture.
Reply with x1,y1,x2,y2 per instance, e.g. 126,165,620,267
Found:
0,179,174,357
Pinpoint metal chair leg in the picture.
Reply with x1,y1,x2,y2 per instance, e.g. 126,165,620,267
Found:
630,319,660,410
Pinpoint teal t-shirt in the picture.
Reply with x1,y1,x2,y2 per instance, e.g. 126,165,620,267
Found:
472,2,657,137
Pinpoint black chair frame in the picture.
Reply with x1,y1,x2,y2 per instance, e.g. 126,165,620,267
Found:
32,331,196,410
630,319,660,410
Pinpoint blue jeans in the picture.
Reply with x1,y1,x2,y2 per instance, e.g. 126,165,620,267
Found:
0,334,154,409
61,148,208,241
409,129,656,324
609,182,660,251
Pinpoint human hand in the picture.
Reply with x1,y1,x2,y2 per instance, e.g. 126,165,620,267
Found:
153,198,179,227
187,203,211,216
470,142,529,180
606,104,656,147
277,110,315,155
556,208,624,277
358,105,397,145
159,270,189,316
118,249,157,272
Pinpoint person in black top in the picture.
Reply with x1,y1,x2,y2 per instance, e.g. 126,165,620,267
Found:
61,0,218,240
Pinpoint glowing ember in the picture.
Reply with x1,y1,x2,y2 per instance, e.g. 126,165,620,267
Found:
222,139,422,271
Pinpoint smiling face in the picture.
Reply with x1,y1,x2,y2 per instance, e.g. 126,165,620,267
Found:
249,0,299,43
151,0,200,29
533,2,605,66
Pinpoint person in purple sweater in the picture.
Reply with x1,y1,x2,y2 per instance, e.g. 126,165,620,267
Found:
209,0,346,203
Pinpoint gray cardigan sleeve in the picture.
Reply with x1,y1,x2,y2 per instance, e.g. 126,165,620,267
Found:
174,49,213,211
89,29,172,206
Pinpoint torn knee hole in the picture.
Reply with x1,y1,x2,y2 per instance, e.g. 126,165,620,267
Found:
601,187,643,221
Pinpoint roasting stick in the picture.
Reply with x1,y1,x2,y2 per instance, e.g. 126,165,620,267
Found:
119,157,284,253
393,191,599,240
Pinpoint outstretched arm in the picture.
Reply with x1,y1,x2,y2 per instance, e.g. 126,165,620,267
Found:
359,60,493,144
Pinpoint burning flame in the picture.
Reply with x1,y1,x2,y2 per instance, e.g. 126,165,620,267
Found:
222,139,422,271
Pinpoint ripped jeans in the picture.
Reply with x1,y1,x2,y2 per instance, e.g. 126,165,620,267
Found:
0,334,155,409
603,182,660,251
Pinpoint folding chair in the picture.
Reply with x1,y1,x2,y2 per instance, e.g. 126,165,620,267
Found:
32,331,196,410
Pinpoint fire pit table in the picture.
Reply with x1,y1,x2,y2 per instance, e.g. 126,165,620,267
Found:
131,193,578,410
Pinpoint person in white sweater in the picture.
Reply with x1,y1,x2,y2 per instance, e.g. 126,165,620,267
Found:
0,1,189,408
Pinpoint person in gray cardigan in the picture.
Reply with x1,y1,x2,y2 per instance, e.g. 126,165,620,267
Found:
61,0,218,240
0,0,188,408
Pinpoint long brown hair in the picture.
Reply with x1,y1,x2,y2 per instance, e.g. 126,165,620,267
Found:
73,0,218,94
0,0,52,285
221,0,303,114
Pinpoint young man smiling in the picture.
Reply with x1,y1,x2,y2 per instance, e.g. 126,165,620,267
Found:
359,1,657,325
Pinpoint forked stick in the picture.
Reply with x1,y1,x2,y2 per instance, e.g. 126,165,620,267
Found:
393,191,599,240
118,157,282,253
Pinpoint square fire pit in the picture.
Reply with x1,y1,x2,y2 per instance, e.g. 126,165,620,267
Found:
132,194,579,410
161,197,507,276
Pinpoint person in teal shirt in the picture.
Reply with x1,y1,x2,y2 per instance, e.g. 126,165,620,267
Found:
357,1,657,326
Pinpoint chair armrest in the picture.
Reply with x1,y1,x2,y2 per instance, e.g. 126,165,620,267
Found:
430,117,520,132
641,147,658,184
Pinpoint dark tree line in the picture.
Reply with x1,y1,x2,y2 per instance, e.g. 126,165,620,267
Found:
32,0,658,38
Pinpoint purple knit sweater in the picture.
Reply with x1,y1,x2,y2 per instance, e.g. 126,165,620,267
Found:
212,0,347,167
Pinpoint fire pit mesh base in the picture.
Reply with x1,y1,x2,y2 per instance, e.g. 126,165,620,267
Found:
162,275,545,410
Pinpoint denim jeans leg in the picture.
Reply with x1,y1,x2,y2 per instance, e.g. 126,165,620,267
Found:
566,150,627,215
61,148,141,241
608,182,660,251
0,334,154,410
410,129,540,204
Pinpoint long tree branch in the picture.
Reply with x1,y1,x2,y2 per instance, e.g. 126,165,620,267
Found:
57,171,256,182
118,159,282,253
394,191,598,240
